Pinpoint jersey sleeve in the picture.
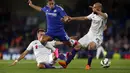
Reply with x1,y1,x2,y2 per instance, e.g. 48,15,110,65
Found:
26,41,34,51
105,13,108,17
45,41,56,52
87,13,93,20
104,13,108,19
58,6,67,17
41,6,47,12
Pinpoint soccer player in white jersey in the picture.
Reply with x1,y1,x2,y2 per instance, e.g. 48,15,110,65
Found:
10,29,63,69
58,2,108,70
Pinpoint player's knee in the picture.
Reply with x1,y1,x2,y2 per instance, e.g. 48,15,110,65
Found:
37,64,45,69
74,44,81,51
88,42,96,50
41,35,52,42
63,42,71,46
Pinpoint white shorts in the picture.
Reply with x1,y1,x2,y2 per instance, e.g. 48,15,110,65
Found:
78,31,103,48
36,53,53,64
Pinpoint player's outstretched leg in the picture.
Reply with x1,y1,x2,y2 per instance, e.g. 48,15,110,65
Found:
96,46,105,59
86,50,94,70
58,44,81,68
86,42,96,70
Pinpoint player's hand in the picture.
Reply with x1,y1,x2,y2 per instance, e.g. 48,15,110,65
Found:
89,6,93,9
63,16,70,22
89,6,99,13
10,60,18,66
67,16,72,22
93,8,99,13
61,16,72,23
28,0,33,6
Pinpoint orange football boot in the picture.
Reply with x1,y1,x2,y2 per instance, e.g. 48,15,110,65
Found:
58,61,67,68
85,65,91,70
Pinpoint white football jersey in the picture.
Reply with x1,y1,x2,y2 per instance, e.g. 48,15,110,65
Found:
26,40,55,63
87,12,108,36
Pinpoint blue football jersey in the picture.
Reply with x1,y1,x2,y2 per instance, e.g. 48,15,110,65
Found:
41,5,67,32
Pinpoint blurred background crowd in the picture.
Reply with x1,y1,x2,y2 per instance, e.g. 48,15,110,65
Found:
0,0,130,59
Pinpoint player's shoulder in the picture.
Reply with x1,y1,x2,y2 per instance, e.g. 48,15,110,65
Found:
101,12,108,19
43,5,49,9
88,12,95,16
87,12,94,18
55,5,64,11
104,13,108,17
31,40,39,44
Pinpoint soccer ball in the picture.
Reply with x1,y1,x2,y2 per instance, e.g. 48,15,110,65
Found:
100,58,111,68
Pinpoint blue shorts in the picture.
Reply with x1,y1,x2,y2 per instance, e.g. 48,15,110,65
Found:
45,30,70,41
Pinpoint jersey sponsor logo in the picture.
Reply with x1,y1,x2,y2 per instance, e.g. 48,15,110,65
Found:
46,12,57,17
93,20,100,24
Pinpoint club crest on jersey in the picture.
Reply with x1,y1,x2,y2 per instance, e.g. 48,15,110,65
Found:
54,10,57,12
35,45,44,49
46,10,49,12
35,45,38,49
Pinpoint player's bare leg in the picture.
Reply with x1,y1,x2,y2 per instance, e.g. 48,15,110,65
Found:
62,41,72,47
96,46,105,59
50,53,59,66
40,35,53,43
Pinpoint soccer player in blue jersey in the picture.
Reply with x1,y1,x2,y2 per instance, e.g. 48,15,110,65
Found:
28,0,73,46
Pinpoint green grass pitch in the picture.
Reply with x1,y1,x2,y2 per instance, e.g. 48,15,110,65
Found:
0,59,130,73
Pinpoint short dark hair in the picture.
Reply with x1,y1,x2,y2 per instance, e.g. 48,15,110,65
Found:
94,2,102,9
48,0,52,1
37,29,45,33
48,0,54,1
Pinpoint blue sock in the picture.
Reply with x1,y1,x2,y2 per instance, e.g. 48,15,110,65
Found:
87,50,94,66
59,53,66,60
44,64,55,69
66,49,78,65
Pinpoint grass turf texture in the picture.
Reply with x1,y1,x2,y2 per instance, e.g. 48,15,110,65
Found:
0,59,130,73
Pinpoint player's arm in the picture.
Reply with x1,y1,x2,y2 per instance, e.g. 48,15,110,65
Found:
95,10,107,19
45,41,63,52
28,0,42,12
104,25,107,31
10,50,29,66
58,6,89,22
48,40,63,46
70,16,89,21
57,6,71,22
10,41,33,66
55,41,64,45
